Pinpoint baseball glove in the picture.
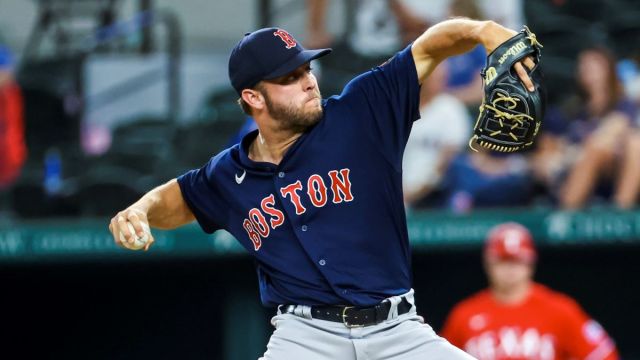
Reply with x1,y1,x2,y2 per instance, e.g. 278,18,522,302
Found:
470,26,545,153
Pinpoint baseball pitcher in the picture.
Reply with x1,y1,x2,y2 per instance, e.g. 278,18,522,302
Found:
109,18,543,359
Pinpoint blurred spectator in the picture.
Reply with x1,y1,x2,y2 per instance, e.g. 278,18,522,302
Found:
532,47,640,209
443,0,487,106
305,0,433,96
305,0,335,49
81,122,112,156
617,53,640,113
406,0,525,106
439,149,532,213
476,0,524,31
403,63,470,208
390,0,435,46
0,45,27,190
306,0,433,65
441,222,620,360
307,0,400,60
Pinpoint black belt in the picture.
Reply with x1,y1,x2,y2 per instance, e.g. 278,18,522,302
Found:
283,297,413,328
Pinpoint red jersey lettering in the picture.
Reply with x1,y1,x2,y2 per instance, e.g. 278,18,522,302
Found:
280,180,307,215
242,219,262,251
249,208,270,238
328,168,354,203
261,194,285,229
307,174,328,208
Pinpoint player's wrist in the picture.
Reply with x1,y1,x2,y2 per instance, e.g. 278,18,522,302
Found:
126,203,149,219
476,21,517,54
131,191,162,220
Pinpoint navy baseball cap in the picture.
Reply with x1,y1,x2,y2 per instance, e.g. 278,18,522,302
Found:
228,27,331,95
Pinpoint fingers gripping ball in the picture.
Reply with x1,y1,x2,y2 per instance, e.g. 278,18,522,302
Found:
120,222,151,250
471,26,546,153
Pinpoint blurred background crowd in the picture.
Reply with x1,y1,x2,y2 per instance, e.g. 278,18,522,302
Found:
1,0,640,219
1,1,640,359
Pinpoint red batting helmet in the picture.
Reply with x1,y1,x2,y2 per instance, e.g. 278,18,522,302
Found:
484,222,537,263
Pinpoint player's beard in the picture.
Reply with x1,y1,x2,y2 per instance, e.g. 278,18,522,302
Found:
263,90,323,133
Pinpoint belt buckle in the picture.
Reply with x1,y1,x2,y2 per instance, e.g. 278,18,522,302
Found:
342,306,364,328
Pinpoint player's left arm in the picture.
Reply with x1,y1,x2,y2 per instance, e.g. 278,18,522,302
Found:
411,19,534,90
558,297,620,360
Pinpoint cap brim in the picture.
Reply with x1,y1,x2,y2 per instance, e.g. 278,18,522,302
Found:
264,48,332,80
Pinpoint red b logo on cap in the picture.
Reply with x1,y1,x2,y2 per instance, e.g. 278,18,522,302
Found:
273,29,297,49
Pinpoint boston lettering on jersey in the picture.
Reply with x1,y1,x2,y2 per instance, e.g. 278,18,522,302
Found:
176,45,420,307
243,168,354,251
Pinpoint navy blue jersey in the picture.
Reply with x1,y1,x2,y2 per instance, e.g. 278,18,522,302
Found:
178,45,421,307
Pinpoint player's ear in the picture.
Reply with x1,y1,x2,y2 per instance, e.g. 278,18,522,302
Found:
241,88,265,111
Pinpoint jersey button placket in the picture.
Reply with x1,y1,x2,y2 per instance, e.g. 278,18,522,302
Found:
278,171,285,178
318,259,326,266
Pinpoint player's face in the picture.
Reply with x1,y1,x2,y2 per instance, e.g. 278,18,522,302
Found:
485,258,533,292
260,63,323,132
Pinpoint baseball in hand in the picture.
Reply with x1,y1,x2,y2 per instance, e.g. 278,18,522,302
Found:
119,222,151,250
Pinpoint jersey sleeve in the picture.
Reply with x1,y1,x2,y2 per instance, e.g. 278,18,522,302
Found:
336,45,421,170
176,155,225,234
556,296,619,360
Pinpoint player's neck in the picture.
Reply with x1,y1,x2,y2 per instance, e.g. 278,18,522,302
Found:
491,281,532,305
248,130,302,165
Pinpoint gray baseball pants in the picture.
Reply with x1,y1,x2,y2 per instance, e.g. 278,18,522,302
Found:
259,290,475,360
